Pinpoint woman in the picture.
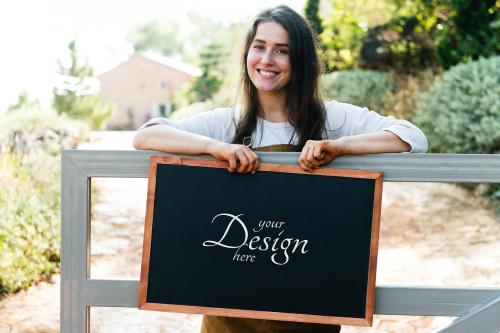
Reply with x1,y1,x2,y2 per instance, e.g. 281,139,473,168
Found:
134,5,427,332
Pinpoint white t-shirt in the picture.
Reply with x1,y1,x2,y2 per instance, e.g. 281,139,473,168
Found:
139,101,428,153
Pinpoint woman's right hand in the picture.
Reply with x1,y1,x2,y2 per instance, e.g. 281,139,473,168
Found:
208,142,260,174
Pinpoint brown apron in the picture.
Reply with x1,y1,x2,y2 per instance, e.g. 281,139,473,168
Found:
200,144,341,333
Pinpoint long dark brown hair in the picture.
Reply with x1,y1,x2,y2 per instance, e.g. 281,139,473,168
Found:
231,5,326,149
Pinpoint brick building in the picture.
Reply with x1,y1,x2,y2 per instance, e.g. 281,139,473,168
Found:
98,52,201,130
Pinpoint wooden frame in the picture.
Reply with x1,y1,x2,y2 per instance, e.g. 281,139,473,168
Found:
139,155,383,326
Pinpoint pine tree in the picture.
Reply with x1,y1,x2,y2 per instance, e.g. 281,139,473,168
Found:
187,42,228,102
305,0,324,36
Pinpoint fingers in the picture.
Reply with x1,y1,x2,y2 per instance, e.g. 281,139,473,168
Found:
227,145,260,174
299,141,323,171
235,150,250,173
241,148,260,174
227,153,238,173
313,144,325,160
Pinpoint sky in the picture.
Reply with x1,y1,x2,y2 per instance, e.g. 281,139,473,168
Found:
0,0,304,113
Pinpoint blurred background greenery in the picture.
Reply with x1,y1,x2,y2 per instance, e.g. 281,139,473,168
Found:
0,0,498,294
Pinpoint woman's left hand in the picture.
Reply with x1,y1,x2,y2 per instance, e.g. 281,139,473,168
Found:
298,139,343,171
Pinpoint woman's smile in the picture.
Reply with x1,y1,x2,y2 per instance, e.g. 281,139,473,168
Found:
256,68,280,79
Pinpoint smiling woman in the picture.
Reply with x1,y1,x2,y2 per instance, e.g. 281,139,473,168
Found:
133,5,427,332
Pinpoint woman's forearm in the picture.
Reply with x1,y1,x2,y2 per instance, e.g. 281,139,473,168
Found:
133,125,260,173
133,125,217,154
335,131,411,155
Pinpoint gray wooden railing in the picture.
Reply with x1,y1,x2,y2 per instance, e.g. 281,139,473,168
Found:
61,150,500,333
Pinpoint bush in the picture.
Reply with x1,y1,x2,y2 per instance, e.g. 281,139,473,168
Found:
384,70,437,120
0,152,60,292
414,56,500,207
414,57,500,153
0,109,87,293
0,108,87,156
321,70,395,114
172,84,237,120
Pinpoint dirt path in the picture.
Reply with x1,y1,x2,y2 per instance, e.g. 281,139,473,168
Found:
1,131,498,333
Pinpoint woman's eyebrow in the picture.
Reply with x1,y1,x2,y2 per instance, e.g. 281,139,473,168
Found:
253,39,289,47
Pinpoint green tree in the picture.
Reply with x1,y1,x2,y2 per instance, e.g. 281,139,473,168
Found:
437,0,499,68
320,0,395,71
305,0,324,36
180,14,245,103
7,90,40,113
53,40,113,129
187,42,228,102
128,20,185,56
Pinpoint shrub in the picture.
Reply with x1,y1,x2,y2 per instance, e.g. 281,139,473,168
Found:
384,70,437,120
172,84,237,120
414,56,500,207
414,57,500,153
0,152,60,292
0,108,87,156
321,70,395,114
0,108,87,293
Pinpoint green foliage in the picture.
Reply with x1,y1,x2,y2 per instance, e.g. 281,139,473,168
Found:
414,56,500,153
0,109,86,293
7,90,40,113
186,42,229,102
414,56,500,207
0,152,60,292
0,108,87,155
384,70,436,120
320,0,395,71
172,84,237,120
360,15,439,74
321,70,395,113
304,0,324,36
53,40,114,130
437,0,499,69
127,20,185,56
358,0,451,73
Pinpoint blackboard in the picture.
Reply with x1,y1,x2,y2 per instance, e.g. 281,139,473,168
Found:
139,156,383,326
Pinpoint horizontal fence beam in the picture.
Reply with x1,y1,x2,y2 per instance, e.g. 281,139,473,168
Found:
85,279,500,317
65,150,500,183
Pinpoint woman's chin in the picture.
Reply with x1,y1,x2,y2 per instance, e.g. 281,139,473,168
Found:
255,84,284,94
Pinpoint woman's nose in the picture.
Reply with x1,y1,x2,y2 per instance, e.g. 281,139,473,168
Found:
260,50,274,65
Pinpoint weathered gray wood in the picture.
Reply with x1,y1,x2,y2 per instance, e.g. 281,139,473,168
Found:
65,150,500,183
86,279,139,307
61,152,91,333
437,295,500,333
374,286,500,316
84,279,500,317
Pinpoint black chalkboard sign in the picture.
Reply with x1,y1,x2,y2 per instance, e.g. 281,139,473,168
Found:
139,156,383,326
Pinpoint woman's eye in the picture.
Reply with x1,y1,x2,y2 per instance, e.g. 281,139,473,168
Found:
253,45,264,50
276,49,289,55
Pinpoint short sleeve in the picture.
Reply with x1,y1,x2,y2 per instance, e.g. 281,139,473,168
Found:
325,101,428,153
137,108,237,143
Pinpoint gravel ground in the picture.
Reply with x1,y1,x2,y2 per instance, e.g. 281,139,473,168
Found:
1,131,498,333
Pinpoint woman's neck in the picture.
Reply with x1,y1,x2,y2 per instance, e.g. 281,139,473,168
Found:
257,90,288,123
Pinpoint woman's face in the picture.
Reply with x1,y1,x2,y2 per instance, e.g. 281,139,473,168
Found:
246,21,292,95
